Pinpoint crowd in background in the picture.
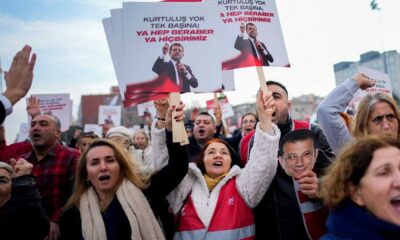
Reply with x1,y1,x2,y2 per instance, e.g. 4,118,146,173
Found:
1,45,400,240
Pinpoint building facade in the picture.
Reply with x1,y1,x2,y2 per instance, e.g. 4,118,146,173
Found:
334,50,400,101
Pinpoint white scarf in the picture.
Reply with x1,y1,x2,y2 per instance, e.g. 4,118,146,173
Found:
80,179,165,240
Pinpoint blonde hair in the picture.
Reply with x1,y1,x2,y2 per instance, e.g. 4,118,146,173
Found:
133,130,150,149
352,92,400,139
64,139,149,210
320,135,400,208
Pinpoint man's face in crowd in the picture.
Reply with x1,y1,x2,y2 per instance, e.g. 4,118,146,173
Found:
29,115,60,149
246,24,258,39
267,84,291,124
170,45,184,62
241,114,257,136
193,114,216,144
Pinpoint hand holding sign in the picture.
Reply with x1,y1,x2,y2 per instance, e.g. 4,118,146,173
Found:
166,102,185,131
353,73,376,90
256,90,275,132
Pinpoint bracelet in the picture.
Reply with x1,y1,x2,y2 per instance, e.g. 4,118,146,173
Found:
156,116,166,121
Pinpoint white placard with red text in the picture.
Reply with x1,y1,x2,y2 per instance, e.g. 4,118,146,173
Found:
30,93,72,132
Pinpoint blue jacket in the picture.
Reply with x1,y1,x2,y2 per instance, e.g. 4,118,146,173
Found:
322,200,400,240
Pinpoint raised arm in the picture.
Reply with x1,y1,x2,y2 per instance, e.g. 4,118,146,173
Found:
234,23,247,51
317,73,375,154
9,158,50,240
143,103,189,200
237,90,280,207
152,43,169,75
1,45,36,124
149,98,169,171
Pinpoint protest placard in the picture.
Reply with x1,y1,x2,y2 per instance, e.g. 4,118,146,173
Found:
137,101,157,117
84,124,103,138
122,2,223,95
206,94,235,119
16,123,30,142
98,105,122,126
348,67,393,113
203,0,289,70
30,93,72,132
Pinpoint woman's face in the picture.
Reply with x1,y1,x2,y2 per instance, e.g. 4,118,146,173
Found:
79,137,95,154
203,142,232,178
86,146,121,195
367,102,399,138
351,146,400,225
133,133,147,150
241,115,257,136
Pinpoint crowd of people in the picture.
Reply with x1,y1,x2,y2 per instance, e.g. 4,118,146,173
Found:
1,45,400,240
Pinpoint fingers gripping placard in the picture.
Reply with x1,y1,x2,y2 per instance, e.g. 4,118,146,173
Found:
168,93,189,145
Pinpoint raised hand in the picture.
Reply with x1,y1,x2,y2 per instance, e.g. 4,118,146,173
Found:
240,22,245,33
3,45,36,105
213,103,222,126
190,107,199,122
26,96,41,117
166,102,185,131
154,98,169,120
162,43,169,55
256,90,275,132
353,73,376,90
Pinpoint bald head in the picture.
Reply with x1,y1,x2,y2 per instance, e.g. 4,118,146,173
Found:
30,114,61,149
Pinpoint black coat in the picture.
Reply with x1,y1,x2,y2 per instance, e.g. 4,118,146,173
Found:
0,102,6,125
252,118,334,240
234,36,274,66
0,175,49,240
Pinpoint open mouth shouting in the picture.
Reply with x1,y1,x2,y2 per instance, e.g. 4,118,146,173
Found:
31,132,41,141
98,175,111,184
212,160,223,167
198,129,206,135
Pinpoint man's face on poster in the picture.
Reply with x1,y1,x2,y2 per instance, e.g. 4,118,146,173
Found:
169,45,184,62
246,24,258,39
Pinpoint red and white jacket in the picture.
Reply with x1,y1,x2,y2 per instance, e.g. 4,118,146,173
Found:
167,123,280,240
175,178,255,240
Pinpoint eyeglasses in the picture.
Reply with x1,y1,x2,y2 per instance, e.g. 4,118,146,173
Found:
283,150,314,162
371,113,397,125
